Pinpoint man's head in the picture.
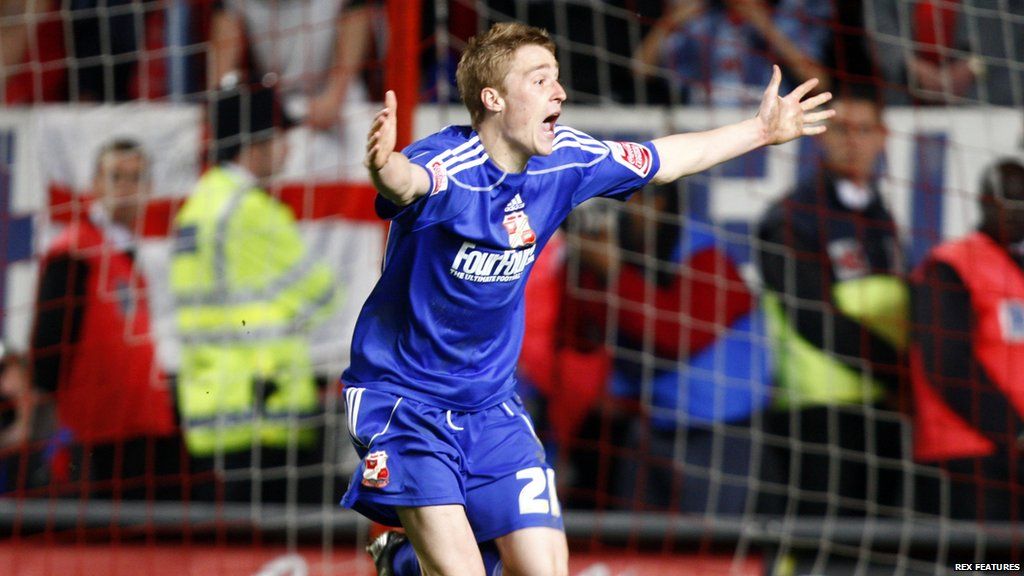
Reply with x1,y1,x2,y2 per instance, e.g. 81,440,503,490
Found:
457,23,558,127
979,158,1024,245
92,139,150,232
0,342,31,447
456,23,566,165
820,89,887,186
212,86,288,180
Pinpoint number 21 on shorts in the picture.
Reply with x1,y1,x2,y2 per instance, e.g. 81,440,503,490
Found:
516,467,561,516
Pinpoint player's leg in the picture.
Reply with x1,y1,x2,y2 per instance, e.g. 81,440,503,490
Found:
339,388,486,575
494,526,568,576
369,532,504,576
396,504,485,576
460,398,567,576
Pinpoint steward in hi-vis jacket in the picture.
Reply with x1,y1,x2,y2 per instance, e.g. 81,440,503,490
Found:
171,85,339,502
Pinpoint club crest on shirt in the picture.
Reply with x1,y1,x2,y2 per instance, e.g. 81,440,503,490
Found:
827,238,869,281
606,141,653,178
428,159,449,196
503,194,536,248
999,300,1024,342
361,450,390,488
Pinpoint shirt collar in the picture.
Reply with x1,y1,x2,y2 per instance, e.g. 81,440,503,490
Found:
222,162,258,188
834,178,875,211
88,202,136,252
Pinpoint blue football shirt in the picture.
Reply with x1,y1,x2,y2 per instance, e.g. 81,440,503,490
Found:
341,125,661,410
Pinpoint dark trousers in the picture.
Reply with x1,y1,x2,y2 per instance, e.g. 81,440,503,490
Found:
81,434,188,501
763,404,906,516
612,417,779,515
914,452,1024,521
189,438,332,505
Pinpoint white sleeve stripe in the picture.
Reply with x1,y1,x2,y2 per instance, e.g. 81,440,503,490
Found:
552,140,609,155
447,135,481,157
443,144,487,170
419,136,482,171
556,126,604,144
346,387,365,442
447,153,490,176
553,130,604,148
552,133,606,147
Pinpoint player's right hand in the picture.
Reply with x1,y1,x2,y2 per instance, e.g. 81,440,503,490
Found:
365,90,398,172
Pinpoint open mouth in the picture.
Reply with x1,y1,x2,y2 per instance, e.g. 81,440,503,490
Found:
541,112,560,135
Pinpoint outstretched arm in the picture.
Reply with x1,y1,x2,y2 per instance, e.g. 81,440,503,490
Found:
650,65,833,184
365,90,431,206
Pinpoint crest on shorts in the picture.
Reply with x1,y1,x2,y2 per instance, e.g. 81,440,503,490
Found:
361,450,390,488
502,195,536,248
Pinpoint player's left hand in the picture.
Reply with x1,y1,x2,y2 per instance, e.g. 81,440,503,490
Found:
757,65,834,145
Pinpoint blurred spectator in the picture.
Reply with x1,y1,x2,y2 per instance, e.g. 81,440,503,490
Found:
551,190,773,513
1,0,66,105
0,342,51,493
30,138,183,500
483,0,668,104
865,0,1024,105
65,0,166,101
633,0,832,106
756,89,908,516
597,189,773,514
170,85,340,504
910,158,1024,521
516,226,618,487
824,0,877,84
207,0,376,179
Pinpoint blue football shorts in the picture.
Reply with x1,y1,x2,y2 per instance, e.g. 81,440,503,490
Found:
339,386,564,542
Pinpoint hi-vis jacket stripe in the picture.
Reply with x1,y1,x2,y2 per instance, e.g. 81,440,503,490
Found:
173,173,338,343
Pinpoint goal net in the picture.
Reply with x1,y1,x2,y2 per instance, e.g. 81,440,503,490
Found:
1,0,1023,574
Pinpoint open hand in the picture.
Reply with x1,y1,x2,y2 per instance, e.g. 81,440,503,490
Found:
757,65,834,145
365,90,397,172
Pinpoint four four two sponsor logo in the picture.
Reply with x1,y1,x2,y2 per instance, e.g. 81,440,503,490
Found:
449,193,538,283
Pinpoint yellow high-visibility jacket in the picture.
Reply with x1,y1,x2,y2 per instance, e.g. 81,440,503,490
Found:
170,166,340,456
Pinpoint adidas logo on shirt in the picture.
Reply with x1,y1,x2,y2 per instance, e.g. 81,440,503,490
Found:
504,193,526,213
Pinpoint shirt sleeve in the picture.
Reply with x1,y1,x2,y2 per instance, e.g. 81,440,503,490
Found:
374,135,473,229
30,254,87,394
565,128,661,207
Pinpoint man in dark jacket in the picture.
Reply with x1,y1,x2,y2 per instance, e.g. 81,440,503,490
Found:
757,88,908,516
